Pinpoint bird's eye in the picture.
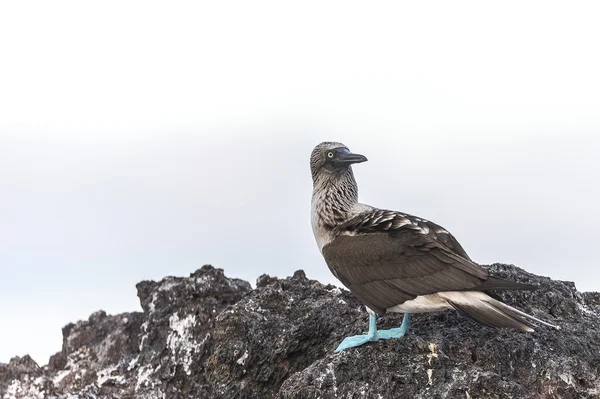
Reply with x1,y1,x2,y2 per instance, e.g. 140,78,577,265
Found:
327,151,334,158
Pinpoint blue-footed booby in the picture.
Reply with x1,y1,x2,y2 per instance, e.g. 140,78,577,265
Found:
310,142,558,352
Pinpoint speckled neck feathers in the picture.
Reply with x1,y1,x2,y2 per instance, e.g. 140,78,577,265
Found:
313,168,359,222
311,167,365,251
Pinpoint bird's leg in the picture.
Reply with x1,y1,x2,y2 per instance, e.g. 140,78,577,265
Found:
334,313,378,352
376,312,411,339
334,312,411,352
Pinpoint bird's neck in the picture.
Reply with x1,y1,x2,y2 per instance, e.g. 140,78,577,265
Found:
312,168,359,227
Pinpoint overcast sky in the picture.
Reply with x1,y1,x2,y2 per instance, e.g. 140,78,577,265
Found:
1,1,599,365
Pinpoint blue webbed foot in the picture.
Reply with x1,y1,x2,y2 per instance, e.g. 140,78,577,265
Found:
335,313,411,352
377,312,411,339
375,327,408,339
334,333,377,352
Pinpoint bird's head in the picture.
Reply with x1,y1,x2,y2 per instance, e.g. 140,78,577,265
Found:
310,142,368,181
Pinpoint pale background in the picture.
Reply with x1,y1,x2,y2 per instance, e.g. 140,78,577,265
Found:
1,1,599,365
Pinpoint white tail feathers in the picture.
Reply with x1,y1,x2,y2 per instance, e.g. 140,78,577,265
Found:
437,291,560,332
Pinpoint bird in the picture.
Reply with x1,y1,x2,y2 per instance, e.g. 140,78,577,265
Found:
310,141,559,352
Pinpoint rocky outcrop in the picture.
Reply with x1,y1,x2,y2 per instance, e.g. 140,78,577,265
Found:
1,264,599,399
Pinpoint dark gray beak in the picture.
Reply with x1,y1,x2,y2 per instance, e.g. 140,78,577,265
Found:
334,148,368,166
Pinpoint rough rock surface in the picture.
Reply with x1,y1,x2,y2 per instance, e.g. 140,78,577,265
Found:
1,264,599,399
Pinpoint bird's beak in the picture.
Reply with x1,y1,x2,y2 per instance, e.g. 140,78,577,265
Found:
334,149,368,166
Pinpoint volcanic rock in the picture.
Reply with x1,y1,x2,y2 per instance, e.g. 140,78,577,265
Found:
1,264,598,399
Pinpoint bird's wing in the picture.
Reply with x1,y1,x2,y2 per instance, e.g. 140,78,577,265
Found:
345,209,473,259
322,210,490,315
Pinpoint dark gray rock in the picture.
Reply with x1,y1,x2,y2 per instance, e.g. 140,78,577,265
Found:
278,264,600,399
205,270,363,398
1,356,42,382
1,264,599,399
134,265,252,398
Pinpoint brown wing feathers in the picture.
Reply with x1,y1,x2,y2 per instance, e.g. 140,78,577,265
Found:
340,210,473,260
323,210,537,316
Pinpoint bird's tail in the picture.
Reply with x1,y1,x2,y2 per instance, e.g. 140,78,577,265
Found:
437,291,560,332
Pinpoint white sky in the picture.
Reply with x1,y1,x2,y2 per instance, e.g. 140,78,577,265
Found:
1,1,599,365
